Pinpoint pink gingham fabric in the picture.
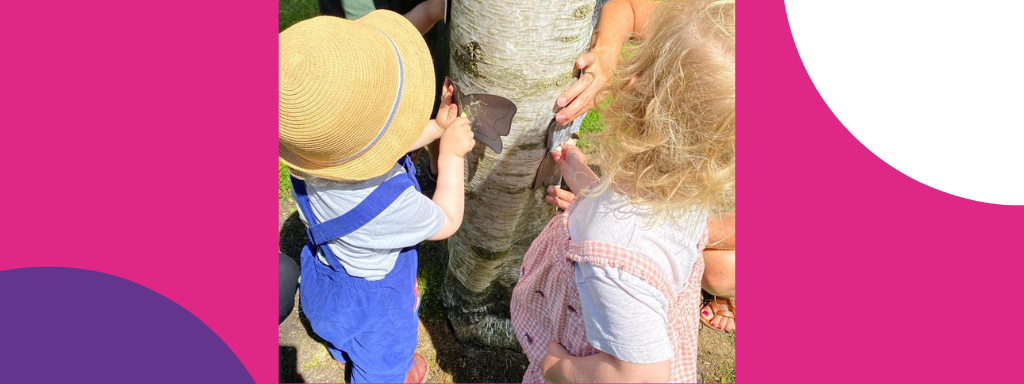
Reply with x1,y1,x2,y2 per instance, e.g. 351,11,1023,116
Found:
510,196,706,383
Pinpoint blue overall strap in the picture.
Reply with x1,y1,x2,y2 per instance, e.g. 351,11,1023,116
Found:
305,174,414,247
290,176,319,239
397,154,420,192
290,156,416,271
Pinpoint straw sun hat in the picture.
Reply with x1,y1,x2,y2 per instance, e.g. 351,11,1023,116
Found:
279,11,434,181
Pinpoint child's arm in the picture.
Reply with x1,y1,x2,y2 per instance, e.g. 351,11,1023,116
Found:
409,80,458,152
540,342,671,383
426,105,473,241
404,0,445,35
409,120,444,152
551,143,599,194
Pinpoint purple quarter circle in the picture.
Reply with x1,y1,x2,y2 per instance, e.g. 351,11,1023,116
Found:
0,267,255,384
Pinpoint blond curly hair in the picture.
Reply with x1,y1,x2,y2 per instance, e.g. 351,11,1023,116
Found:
589,0,735,220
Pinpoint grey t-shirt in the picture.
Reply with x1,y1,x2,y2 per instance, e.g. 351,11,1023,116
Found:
293,163,445,280
568,188,706,364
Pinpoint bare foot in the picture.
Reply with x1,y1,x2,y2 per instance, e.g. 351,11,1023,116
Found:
701,297,735,333
405,353,429,383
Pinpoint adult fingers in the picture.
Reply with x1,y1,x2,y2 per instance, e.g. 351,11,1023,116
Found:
576,52,597,70
555,75,596,123
557,82,600,124
554,53,598,109
555,77,589,110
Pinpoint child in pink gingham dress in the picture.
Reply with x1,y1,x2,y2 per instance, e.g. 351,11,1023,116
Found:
509,0,735,382
511,194,707,383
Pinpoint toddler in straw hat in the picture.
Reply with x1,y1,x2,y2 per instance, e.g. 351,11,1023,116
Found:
279,11,473,383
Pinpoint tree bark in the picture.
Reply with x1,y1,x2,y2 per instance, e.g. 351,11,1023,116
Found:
442,0,595,350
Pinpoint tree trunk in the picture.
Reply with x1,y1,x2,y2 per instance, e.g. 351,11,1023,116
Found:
442,0,595,350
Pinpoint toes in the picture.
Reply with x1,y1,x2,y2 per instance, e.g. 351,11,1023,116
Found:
725,317,735,333
701,304,714,321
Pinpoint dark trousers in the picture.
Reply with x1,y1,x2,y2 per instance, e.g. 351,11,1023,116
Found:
317,0,345,17
279,253,300,324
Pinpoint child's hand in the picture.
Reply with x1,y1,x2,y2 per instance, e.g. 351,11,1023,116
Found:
440,116,475,157
551,142,587,172
544,186,576,210
551,142,598,194
540,341,571,383
436,78,458,131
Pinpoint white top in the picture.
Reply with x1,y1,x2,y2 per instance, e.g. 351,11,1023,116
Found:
293,163,445,281
568,188,706,364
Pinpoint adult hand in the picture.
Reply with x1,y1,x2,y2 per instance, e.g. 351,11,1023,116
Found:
554,50,614,125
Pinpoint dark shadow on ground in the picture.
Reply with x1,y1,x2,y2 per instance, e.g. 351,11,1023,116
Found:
279,346,304,383
279,211,306,266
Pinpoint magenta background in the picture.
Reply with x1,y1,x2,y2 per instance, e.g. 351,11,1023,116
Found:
1,0,1021,383
1,0,278,382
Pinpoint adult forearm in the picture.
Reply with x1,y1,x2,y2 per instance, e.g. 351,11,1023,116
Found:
590,0,634,67
404,0,440,35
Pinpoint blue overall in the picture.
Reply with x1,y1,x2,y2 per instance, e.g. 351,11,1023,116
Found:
291,155,421,383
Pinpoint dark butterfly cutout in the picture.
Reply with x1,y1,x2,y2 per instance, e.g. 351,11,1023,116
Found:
444,0,451,24
447,77,517,154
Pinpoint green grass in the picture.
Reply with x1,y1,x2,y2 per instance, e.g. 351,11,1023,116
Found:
279,0,318,32
576,96,611,149
279,160,292,200
576,109,605,149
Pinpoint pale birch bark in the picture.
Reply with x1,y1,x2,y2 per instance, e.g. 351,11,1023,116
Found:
441,0,595,350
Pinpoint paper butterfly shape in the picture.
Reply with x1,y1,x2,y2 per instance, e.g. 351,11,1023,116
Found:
448,76,517,154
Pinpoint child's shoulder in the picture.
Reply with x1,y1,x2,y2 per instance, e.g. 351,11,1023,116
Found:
569,189,706,290
569,190,705,247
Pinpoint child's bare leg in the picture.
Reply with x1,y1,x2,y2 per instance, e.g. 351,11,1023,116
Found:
701,249,735,332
